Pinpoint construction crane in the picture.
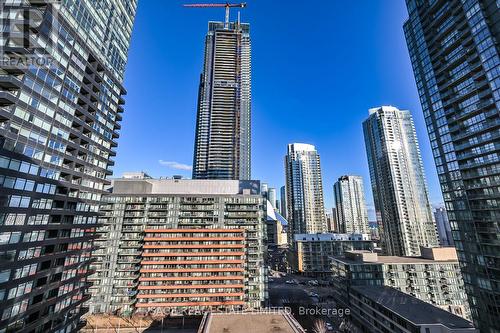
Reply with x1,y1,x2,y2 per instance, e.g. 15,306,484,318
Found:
183,2,247,29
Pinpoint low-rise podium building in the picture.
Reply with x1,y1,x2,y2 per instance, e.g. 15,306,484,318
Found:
349,286,477,333
331,247,470,319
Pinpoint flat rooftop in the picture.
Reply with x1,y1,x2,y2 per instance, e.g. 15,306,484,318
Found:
351,286,476,330
333,255,458,265
110,179,261,195
294,233,370,242
199,312,305,333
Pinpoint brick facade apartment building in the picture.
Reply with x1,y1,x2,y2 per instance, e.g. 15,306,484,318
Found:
88,176,266,315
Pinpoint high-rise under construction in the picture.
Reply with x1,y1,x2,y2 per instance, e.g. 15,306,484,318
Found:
192,16,252,180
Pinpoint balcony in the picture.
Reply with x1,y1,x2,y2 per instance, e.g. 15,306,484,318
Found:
0,91,17,106
452,118,500,141
0,60,24,75
0,75,22,90
0,106,10,122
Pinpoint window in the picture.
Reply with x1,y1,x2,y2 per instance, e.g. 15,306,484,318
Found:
17,247,42,260
0,156,39,175
13,264,37,280
0,232,21,245
0,213,26,226
0,270,10,283
7,196,30,208
7,282,33,299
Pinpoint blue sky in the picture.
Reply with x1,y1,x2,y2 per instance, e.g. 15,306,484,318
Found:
114,1,444,218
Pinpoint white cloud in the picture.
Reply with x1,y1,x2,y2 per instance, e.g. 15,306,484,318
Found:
158,160,192,171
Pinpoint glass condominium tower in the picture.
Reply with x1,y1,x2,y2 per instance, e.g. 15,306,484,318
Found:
0,0,136,332
363,106,439,257
404,0,500,330
192,20,252,180
333,175,370,234
285,143,326,242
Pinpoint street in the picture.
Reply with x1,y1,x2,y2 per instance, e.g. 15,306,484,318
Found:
267,247,357,332
268,272,354,332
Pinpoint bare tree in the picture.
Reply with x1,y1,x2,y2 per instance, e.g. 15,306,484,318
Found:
312,318,327,333
339,318,358,333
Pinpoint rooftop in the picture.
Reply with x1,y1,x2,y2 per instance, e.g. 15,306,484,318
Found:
336,255,458,265
198,311,305,333
334,248,459,264
110,179,261,196
121,171,152,179
368,105,401,114
351,286,476,330
337,175,362,181
294,233,371,242
288,143,316,152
